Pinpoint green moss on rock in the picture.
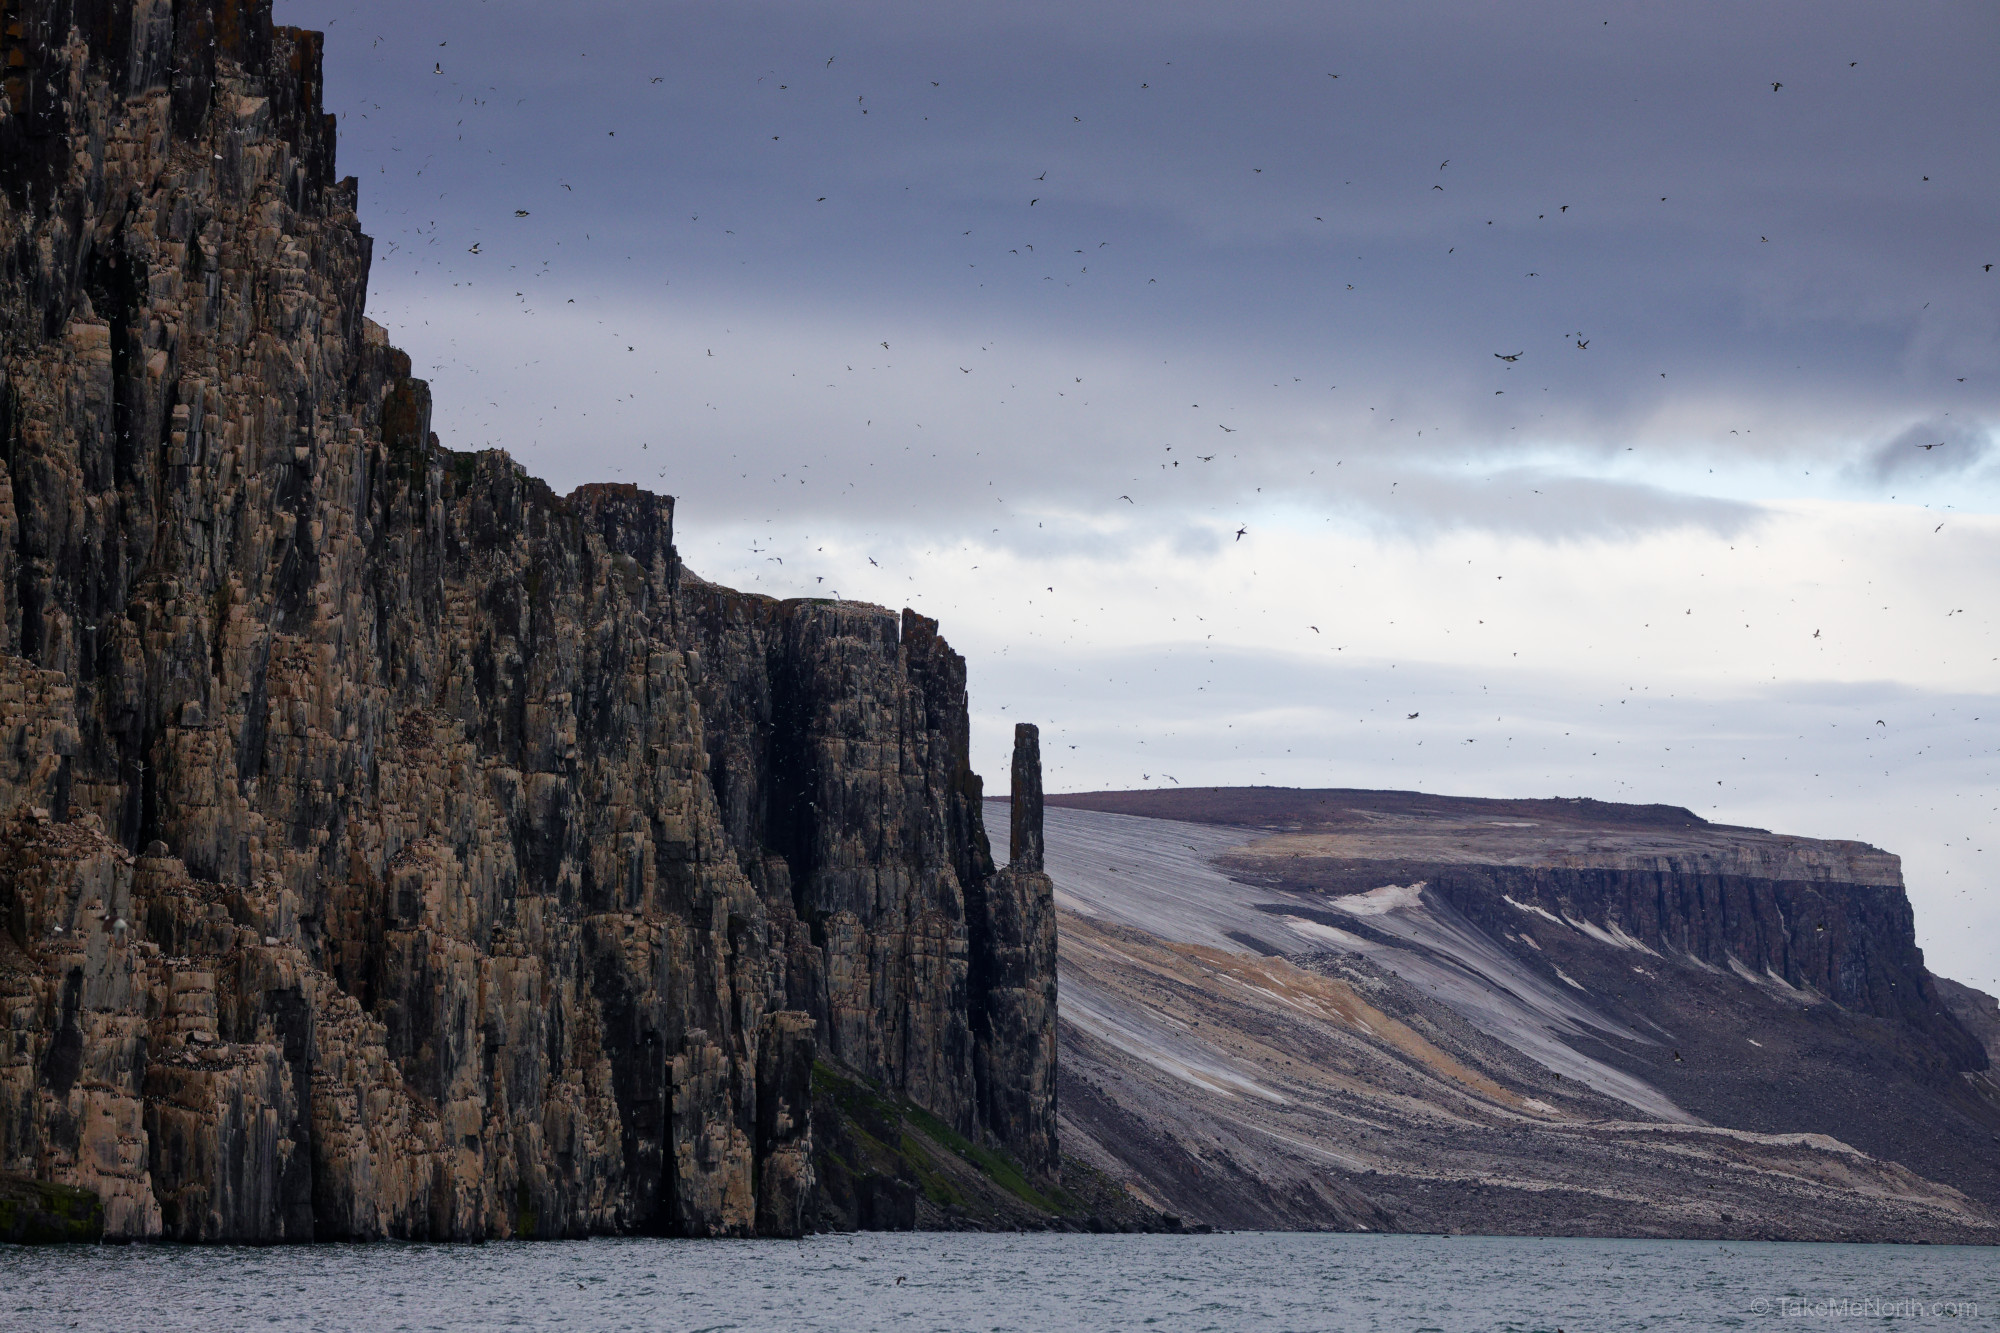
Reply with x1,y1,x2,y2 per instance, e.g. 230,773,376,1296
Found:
0,1174,105,1244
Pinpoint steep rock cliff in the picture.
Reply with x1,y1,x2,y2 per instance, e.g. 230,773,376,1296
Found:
0,0,1054,1240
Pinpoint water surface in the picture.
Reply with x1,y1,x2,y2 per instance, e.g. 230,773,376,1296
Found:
4,1231,1991,1331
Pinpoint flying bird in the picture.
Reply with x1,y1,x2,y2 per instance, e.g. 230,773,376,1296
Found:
1576,339,1589,349
1494,351,1522,362
1407,712,1419,719
1119,495,1133,503
1218,425,1235,433
1234,526,1247,541
867,557,879,566
1771,81,1782,91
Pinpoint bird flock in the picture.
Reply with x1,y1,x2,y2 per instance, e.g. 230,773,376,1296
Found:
333,12,1994,924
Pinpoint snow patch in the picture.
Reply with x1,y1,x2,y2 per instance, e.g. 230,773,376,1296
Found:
1503,895,1569,927
1330,882,1426,916
1726,954,1764,986
1282,915,1373,952
1763,967,1817,1002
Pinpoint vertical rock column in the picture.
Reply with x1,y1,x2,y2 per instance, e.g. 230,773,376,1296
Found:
966,725,1059,1174
1010,725,1044,873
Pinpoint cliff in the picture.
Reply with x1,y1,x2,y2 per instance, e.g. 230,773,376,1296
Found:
0,0,1055,1240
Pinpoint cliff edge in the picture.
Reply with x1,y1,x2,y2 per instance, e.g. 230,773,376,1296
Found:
0,0,1055,1239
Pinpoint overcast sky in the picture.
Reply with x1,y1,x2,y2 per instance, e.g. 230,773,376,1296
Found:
279,0,2000,989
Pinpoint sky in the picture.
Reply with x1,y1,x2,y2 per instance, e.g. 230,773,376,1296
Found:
277,0,2000,989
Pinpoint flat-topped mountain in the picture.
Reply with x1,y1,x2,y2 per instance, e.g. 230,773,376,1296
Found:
1036,788,1999,1241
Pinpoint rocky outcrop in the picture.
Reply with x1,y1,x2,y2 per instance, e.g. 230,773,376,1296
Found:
0,1170,103,1241
971,726,1056,1173
1422,863,1979,1070
0,0,1055,1240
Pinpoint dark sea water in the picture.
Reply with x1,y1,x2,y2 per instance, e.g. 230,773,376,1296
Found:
2,1231,1992,1332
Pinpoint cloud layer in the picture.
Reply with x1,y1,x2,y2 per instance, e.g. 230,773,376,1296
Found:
278,0,2000,985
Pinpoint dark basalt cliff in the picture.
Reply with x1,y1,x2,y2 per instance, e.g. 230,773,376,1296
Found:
0,0,1055,1240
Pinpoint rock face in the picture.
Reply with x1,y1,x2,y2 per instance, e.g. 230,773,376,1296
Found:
0,0,1054,1240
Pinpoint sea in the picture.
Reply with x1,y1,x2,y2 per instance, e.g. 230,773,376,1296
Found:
2,1231,1992,1332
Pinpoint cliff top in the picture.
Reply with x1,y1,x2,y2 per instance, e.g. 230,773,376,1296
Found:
1040,786,1900,885
1045,785,1712,831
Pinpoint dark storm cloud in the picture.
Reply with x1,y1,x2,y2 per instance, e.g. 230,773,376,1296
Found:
281,0,1999,528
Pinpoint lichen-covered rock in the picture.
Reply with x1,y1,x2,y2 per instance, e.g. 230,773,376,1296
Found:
0,0,1054,1240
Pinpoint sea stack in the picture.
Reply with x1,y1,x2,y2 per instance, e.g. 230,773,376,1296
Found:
1010,724,1045,873
965,725,1058,1174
